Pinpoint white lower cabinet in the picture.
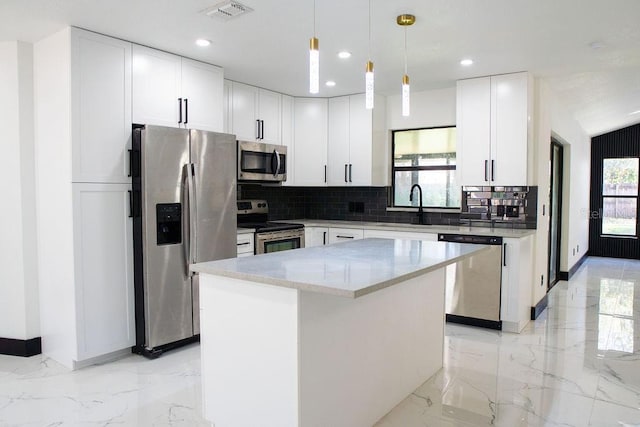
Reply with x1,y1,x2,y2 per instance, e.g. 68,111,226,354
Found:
72,183,135,363
305,227,329,247
328,228,364,244
500,235,533,333
237,232,255,257
363,229,438,241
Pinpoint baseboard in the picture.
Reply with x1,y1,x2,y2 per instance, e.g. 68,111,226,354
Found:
558,252,589,281
531,294,549,320
72,347,132,370
0,337,42,357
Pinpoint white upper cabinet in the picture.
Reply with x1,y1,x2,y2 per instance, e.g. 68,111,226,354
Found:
325,94,387,187
180,58,224,132
281,95,295,185
132,45,223,132
230,82,282,144
71,28,132,183
457,72,531,186
327,96,350,185
293,98,328,186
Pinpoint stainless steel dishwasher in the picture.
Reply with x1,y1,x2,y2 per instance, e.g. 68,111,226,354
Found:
438,234,503,330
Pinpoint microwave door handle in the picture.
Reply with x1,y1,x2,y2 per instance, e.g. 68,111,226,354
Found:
188,163,198,269
274,149,281,177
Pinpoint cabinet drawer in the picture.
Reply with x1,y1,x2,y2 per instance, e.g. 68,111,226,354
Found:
237,233,255,255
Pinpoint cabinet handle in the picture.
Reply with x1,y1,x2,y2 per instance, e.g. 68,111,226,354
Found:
256,120,261,140
260,120,265,140
323,231,326,245
336,235,355,239
128,149,132,177
237,242,251,246
503,243,507,267
491,160,495,181
128,190,133,218
484,160,488,181
344,164,348,182
542,204,546,216
178,98,183,124
349,164,353,182
324,165,327,183
184,99,188,125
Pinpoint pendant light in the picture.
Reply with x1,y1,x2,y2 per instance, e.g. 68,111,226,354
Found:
365,0,374,109
397,14,415,117
309,0,319,94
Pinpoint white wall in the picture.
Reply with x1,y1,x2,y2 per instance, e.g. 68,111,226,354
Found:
387,87,456,130
0,41,39,340
531,80,590,307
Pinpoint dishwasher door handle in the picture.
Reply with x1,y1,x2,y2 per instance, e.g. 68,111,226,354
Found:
503,243,507,267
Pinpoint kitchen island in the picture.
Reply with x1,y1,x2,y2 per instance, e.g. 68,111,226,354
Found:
191,238,489,427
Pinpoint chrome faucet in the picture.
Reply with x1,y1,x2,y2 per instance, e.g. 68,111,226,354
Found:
409,184,425,225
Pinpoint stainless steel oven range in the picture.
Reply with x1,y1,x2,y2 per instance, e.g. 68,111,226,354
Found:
237,200,304,254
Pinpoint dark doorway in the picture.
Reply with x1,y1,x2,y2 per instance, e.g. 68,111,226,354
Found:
548,140,563,289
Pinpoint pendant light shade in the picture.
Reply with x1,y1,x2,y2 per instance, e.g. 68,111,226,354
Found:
309,0,319,94
309,37,319,94
402,74,410,117
365,0,374,109
365,60,374,109
397,14,415,117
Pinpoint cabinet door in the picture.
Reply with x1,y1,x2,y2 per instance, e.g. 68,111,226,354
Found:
491,73,528,186
328,228,364,244
348,94,373,185
327,96,350,185
132,45,182,128
293,98,328,186
181,58,224,132
223,79,232,133
71,29,132,183
457,77,491,186
236,233,255,256
72,183,134,360
258,88,282,144
304,227,329,247
363,229,437,241
231,82,259,141
281,95,295,185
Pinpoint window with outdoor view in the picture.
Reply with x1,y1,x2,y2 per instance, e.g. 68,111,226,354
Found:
392,127,460,209
602,158,638,236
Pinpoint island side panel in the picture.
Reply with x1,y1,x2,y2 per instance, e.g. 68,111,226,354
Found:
298,269,446,427
199,275,299,427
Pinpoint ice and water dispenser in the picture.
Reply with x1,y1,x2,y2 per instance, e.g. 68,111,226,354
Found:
156,203,182,245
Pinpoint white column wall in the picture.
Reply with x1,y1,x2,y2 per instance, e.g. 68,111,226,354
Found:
0,41,39,340
531,79,590,308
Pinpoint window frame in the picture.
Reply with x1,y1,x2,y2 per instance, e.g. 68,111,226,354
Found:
390,126,460,210
600,157,639,238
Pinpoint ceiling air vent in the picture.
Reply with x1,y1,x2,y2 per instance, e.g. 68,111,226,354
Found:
202,0,254,21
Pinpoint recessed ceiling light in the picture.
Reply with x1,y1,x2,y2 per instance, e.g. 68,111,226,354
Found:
631,110,640,115
196,39,211,47
337,51,351,59
589,41,605,50
325,80,336,87
460,59,473,66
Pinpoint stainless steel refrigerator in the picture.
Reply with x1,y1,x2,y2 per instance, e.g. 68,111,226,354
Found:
131,124,237,357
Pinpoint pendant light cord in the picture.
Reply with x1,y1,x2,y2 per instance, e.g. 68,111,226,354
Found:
368,0,371,60
404,26,408,75
313,0,316,35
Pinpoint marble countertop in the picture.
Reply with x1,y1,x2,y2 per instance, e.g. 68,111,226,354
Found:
191,238,489,298
285,219,536,238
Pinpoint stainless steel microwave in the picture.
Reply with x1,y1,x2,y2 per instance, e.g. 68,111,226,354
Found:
237,140,287,183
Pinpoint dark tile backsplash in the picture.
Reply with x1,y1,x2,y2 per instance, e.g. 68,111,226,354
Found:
240,185,538,229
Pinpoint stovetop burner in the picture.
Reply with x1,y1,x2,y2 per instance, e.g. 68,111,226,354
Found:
237,200,303,233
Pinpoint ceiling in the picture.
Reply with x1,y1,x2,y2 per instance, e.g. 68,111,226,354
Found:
1,0,639,136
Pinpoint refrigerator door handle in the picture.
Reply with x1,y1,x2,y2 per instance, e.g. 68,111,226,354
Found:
182,163,191,276
189,163,198,267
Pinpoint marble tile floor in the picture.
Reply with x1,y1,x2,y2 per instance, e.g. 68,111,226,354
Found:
1,256,639,426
